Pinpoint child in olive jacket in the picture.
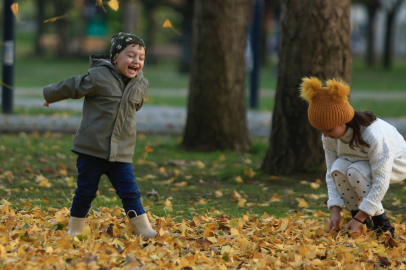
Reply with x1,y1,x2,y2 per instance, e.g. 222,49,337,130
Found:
43,32,157,239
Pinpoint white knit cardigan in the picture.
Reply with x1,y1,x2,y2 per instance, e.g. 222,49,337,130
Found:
323,118,406,216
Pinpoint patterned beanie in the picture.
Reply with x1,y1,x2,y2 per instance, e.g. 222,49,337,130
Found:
299,77,354,130
110,32,146,63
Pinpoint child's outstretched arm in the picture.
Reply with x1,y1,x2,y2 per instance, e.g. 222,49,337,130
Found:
43,70,97,106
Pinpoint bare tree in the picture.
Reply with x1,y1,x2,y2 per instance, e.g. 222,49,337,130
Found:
182,0,250,151
382,0,404,69
262,0,352,175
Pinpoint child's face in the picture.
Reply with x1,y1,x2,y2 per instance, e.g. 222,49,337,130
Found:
321,124,347,139
113,44,145,78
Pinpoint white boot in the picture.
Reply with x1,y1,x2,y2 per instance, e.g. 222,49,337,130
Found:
68,216,86,236
128,211,157,239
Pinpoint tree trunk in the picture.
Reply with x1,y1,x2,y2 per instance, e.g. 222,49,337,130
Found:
53,0,72,58
365,1,379,67
182,0,250,151
144,3,158,65
35,0,46,56
178,0,194,73
261,0,352,175
122,0,139,34
383,0,403,69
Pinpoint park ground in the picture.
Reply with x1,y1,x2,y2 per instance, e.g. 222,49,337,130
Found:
2,133,406,269
2,34,406,268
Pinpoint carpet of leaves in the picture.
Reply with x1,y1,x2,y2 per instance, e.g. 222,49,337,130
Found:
1,199,406,270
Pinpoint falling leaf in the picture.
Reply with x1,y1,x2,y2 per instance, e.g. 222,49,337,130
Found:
298,198,309,208
108,0,119,11
0,80,13,90
10,3,21,23
163,19,172,28
95,0,107,12
144,96,151,102
43,14,69,23
162,19,181,35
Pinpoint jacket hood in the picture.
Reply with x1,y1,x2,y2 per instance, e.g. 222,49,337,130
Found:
88,54,144,80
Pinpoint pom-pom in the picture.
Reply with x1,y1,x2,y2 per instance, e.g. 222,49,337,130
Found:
326,79,350,102
300,77,322,102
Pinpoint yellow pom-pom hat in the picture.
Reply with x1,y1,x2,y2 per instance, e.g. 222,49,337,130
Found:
300,77,354,130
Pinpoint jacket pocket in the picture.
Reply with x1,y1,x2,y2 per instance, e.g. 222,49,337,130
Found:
130,89,144,111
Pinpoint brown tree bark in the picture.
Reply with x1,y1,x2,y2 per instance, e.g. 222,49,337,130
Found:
182,0,250,151
122,0,140,34
261,0,352,175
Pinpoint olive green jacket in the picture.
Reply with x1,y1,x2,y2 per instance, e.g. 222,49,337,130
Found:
43,54,148,163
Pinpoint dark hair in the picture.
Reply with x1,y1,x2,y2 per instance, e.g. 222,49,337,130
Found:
346,110,377,150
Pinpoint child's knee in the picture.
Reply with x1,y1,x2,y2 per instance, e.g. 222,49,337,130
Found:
346,168,364,186
331,170,345,180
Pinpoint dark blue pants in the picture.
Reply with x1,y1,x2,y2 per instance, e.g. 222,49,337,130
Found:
70,154,145,218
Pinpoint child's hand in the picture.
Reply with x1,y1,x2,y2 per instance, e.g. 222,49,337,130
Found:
43,101,49,107
327,206,341,232
342,219,363,233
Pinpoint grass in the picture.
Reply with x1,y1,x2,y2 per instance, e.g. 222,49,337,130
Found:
2,31,406,91
1,133,405,222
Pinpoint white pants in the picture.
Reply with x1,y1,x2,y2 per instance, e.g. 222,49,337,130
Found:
331,158,385,216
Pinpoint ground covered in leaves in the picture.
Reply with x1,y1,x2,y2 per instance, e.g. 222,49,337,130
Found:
1,200,406,269
2,133,406,269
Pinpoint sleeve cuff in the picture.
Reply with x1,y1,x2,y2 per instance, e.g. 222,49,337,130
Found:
359,199,379,216
327,198,345,210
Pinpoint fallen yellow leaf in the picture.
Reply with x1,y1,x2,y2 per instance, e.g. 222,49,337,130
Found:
235,176,244,183
238,199,247,207
298,198,309,208
215,190,223,197
310,183,320,189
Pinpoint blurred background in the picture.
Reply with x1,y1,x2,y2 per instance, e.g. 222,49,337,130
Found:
0,0,405,116
0,0,404,112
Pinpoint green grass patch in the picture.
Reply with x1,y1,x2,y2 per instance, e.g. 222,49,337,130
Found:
0,105,82,117
1,133,405,221
2,31,406,91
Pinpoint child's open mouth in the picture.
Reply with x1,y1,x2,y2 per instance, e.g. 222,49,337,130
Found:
129,66,138,73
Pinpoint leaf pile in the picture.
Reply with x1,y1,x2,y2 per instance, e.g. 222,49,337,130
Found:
1,200,406,269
